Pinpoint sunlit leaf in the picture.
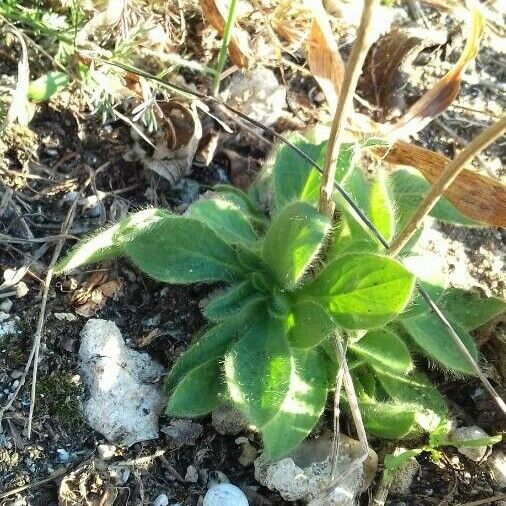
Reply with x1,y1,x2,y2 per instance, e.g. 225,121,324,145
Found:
262,348,329,459
302,253,415,329
186,196,258,244
224,313,292,426
439,288,506,331
401,313,478,374
263,201,331,288
28,71,69,101
124,216,244,283
287,300,335,348
351,328,413,374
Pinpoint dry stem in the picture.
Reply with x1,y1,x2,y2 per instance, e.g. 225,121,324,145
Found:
318,0,379,216
388,116,506,256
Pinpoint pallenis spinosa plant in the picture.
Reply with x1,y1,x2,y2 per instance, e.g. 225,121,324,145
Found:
56,131,505,459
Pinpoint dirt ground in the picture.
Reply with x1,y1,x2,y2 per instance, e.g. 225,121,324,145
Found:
0,1,505,505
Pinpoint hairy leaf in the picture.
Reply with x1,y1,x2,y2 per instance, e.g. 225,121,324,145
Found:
213,184,266,225
224,314,292,426
376,370,447,424
390,168,478,226
302,253,415,329
56,209,172,273
203,281,264,322
369,170,395,242
166,359,224,417
401,314,478,374
287,300,335,348
401,254,445,319
358,398,419,438
439,288,506,331
165,315,250,393
28,71,69,101
262,348,329,458
263,201,331,288
124,216,244,283
351,328,412,374
186,196,258,244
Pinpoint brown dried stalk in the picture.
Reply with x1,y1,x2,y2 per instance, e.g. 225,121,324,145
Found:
388,116,506,256
318,0,379,216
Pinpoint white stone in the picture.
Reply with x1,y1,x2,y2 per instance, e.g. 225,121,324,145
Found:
254,434,377,505
79,319,164,447
222,68,286,127
488,451,506,488
54,312,77,321
97,444,116,460
153,493,169,506
451,426,490,462
388,450,420,495
203,484,249,506
185,465,199,483
0,298,13,312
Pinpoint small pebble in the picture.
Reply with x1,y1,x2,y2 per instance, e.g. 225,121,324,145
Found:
56,448,70,463
153,493,169,506
185,465,199,483
97,444,116,460
0,299,13,312
203,484,249,506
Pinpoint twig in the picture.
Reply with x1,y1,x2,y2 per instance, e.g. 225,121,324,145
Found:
318,0,379,216
331,357,345,480
212,0,239,96
388,116,506,256
454,494,506,506
0,466,69,500
25,176,91,438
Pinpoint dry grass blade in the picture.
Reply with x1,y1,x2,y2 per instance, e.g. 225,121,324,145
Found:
376,140,506,227
199,0,252,68
306,0,345,114
391,4,485,137
5,28,30,126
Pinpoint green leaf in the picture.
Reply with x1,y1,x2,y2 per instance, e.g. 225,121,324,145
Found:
330,167,380,256
273,135,325,208
375,370,447,425
165,315,249,393
224,313,292,426
262,348,329,459
213,184,266,225
401,314,478,375
28,71,69,101
272,134,358,209
55,209,172,273
203,281,264,322
384,449,423,479
354,365,377,397
186,197,258,244
439,288,506,331
166,359,224,417
124,216,244,283
389,168,479,227
400,255,445,319
287,300,335,348
444,434,502,448
350,328,413,374
358,398,419,438
263,201,331,288
302,253,415,329
369,170,395,242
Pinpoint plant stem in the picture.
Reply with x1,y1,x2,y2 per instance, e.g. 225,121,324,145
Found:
318,0,379,216
388,116,506,256
212,0,239,97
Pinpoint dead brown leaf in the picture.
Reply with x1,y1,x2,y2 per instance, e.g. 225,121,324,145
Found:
391,5,485,137
199,0,252,68
376,140,506,227
305,1,345,113
70,270,123,318
359,27,446,118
